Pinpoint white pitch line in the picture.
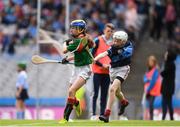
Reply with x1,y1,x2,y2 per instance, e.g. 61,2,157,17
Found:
2,121,56,127
1,121,179,127
0,126,179,127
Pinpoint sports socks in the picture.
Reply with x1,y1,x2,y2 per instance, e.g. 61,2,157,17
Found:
104,109,111,117
16,111,25,119
63,97,79,121
121,99,128,105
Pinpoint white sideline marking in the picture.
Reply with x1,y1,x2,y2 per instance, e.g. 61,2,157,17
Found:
1,121,56,127
0,126,179,127
0,121,179,127
1,123,180,127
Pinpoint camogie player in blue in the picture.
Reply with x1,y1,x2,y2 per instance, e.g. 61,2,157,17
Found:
15,62,29,119
94,31,133,122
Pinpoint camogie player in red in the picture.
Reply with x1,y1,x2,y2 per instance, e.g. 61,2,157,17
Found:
59,20,95,123
38,20,95,123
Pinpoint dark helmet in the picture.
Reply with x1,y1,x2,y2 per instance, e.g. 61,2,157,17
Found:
70,20,86,33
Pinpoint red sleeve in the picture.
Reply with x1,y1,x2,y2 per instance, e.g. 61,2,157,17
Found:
88,38,95,48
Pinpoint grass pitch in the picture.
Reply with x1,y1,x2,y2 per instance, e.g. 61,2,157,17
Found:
0,120,180,127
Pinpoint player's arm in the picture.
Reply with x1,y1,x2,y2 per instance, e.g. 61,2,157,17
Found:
91,38,104,67
91,38,98,56
87,35,96,48
146,69,159,93
63,42,68,54
94,51,108,61
16,75,26,97
143,75,150,83
66,55,74,61
16,86,23,97
120,42,133,60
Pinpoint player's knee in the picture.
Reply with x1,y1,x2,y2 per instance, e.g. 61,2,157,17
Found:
115,90,119,96
109,86,116,94
116,76,124,84
68,88,75,96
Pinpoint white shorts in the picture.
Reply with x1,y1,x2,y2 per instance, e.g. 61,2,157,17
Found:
69,65,92,84
109,65,130,82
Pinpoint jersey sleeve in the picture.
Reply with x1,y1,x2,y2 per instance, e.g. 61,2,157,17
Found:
107,46,113,56
147,69,159,93
88,38,95,49
120,43,133,60
91,37,99,56
143,74,150,83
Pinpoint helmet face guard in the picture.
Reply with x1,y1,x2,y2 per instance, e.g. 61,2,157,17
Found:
70,20,86,34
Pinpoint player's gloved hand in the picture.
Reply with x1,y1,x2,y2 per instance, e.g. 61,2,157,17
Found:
146,92,151,99
65,39,73,45
61,57,69,64
102,64,110,70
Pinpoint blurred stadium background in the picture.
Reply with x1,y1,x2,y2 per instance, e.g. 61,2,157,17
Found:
0,0,180,121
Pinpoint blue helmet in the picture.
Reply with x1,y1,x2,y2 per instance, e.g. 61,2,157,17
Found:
70,20,86,33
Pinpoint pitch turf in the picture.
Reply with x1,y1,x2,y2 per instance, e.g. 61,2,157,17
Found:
0,120,180,126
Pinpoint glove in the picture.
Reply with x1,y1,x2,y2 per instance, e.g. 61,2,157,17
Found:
146,92,151,99
65,39,73,45
61,57,69,64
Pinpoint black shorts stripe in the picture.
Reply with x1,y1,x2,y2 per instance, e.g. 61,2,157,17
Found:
116,76,124,84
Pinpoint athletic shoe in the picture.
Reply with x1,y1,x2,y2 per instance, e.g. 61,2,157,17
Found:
90,115,99,120
58,118,68,124
118,100,129,116
99,115,109,123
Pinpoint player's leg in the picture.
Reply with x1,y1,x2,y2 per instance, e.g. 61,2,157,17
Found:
167,95,174,120
148,95,155,120
100,74,110,115
61,95,73,122
16,99,21,119
20,100,25,119
70,76,86,116
60,68,79,122
99,79,119,122
162,95,167,120
60,65,91,123
60,83,75,122
69,77,86,97
62,78,85,122
16,89,26,119
20,89,28,119
115,76,125,101
106,79,120,109
16,99,24,119
115,76,129,115
92,74,100,116
72,65,91,116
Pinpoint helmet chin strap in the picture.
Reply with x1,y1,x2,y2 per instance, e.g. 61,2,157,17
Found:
113,42,126,48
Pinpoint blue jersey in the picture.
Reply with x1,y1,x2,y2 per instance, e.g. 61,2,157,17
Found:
107,41,133,68
16,71,28,89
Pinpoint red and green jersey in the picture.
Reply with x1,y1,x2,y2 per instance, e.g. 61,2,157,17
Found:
67,37,94,66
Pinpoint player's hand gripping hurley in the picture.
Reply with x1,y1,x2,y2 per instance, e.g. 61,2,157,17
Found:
31,55,73,64
31,29,94,65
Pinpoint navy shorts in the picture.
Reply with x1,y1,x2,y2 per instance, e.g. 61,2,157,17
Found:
16,88,29,101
